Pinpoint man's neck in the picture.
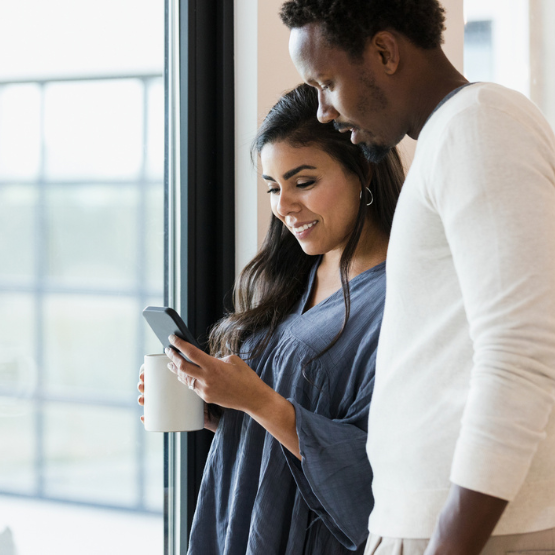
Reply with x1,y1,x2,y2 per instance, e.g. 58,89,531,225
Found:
404,49,468,140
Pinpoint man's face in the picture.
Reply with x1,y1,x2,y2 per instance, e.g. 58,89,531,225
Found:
289,23,405,162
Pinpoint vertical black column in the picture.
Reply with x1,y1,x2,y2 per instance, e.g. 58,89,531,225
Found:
181,0,235,537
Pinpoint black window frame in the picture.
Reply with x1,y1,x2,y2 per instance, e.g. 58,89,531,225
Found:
164,0,235,551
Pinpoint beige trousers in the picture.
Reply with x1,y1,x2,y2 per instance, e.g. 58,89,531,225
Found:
363,527,555,555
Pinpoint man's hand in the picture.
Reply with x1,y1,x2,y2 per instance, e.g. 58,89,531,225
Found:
424,485,508,555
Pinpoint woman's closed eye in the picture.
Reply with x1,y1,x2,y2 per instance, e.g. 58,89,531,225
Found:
266,180,315,194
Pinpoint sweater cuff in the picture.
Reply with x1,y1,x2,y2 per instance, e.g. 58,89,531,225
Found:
450,437,532,501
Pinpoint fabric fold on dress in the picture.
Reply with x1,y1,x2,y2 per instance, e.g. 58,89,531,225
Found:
283,397,374,550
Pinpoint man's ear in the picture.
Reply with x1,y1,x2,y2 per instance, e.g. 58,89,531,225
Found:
370,31,400,75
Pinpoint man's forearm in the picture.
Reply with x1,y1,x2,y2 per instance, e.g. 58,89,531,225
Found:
424,485,508,555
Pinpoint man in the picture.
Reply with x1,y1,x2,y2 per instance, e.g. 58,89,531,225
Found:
280,1,555,554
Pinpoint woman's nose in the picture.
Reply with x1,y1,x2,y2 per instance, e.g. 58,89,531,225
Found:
317,91,340,124
276,190,300,217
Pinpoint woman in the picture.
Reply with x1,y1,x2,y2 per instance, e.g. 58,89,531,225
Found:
139,84,404,554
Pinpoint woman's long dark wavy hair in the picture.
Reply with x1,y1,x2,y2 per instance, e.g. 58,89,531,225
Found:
209,83,404,361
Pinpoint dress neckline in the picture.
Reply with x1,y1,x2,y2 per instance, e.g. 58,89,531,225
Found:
298,257,386,315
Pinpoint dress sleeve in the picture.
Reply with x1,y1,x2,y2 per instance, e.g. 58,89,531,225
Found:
281,375,374,551
430,102,555,501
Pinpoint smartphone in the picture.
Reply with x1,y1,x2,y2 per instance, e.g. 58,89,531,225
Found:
142,306,201,364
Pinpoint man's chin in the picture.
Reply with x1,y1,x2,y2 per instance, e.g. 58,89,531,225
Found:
359,142,392,164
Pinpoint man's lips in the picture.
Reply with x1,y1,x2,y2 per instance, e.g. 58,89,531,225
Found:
350,128,363,144
333,121,359,133
333,122,370,145
333,121,366,144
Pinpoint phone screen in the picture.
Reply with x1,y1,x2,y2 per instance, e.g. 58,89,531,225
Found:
142,306,200,364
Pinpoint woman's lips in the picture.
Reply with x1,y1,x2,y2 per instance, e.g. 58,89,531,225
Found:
291,220,318,239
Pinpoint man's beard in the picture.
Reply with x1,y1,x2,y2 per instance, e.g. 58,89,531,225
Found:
332,121,392,163
355,68,393,163
359,142,392,164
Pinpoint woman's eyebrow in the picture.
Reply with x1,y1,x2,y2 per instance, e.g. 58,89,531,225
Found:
262,165,317,182
283,165,317,180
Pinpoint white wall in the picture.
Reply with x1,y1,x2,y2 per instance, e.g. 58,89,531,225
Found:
234,0,465,273
234,0,302,273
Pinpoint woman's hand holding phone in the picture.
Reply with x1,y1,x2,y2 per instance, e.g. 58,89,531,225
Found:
165,335,301,459
138,334,300,457
164,335,266,414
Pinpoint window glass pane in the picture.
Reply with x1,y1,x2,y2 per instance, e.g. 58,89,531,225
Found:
0,186,37,283
146,185,165,292
0,0,163,80
43,403,137,504
44,80,144,181
0,294,37,360
0,496,163,555
0,0,165,551
144,430,164,512
0,400,36,493
0,295,37,494
0,85,41,180
43,295,137,396
147,79,165,181
46,185,139,289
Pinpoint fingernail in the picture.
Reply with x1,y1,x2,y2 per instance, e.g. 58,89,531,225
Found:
167,362,175,373
169,334,176,342
165,347,170,355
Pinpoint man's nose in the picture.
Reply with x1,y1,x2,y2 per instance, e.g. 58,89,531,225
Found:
317,91,339,124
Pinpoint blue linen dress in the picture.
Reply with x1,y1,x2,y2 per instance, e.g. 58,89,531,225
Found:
188,260,386,555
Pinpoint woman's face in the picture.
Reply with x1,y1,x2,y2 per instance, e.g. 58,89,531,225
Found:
260,141,362,256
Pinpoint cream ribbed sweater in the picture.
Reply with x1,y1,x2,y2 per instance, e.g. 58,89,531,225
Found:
367,83,555,538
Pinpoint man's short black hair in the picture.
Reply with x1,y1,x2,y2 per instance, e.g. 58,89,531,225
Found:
280,0,446,58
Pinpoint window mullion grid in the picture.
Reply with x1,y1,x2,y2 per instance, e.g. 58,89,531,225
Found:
135,75,151,512
34,81,47,499
0,74,163,513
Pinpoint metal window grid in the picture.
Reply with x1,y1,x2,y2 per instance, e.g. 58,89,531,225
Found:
0,73,164,515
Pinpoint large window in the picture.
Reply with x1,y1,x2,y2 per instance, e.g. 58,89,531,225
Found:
464,0,555,132
0,2,165,553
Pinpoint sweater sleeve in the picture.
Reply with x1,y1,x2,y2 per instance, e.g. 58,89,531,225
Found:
280,377,374,551
430,99,555,501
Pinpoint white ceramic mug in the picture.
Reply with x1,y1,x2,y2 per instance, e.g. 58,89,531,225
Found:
143,353,204,432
